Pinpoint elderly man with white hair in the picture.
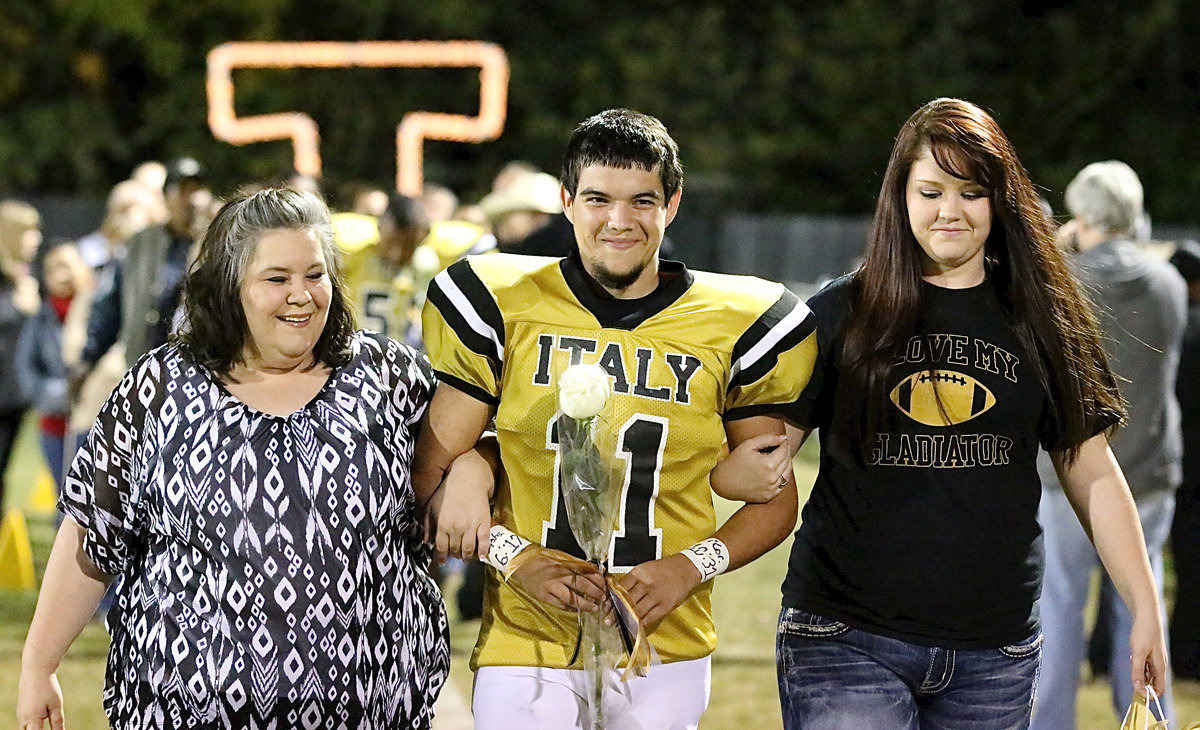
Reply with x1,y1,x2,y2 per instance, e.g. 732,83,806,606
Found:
1031,161,1188,729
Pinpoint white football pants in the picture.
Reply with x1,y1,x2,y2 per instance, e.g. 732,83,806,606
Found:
472,656,711,729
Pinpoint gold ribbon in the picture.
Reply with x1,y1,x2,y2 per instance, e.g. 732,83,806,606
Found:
502,545,653,681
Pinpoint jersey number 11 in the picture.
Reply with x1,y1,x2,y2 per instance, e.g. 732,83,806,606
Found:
543,415,667,571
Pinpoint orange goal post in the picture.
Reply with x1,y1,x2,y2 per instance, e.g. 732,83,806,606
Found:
206,41,509,195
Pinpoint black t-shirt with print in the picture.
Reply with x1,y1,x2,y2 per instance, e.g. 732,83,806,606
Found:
782,275,1073,649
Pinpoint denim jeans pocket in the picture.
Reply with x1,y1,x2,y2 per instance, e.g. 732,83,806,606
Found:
777,607,851,638
998,632,1044,659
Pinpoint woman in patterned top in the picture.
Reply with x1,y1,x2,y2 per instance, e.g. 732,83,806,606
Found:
19,187,451,729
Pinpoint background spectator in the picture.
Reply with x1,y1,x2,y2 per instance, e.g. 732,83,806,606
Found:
16,242,92,490
74,178,167,270
1169,239,1200,681
353,185,389,218
479,169,569,255
421,183,459,224
0,199,41,510
130,161,167,196
1034,161,1188,728
80,157,212,370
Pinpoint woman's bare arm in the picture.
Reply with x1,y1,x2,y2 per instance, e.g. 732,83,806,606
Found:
1051,433,1168,696
18,517,112,729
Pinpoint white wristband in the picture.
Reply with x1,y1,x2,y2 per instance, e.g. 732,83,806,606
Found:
483,525,532,577
680,538,731,582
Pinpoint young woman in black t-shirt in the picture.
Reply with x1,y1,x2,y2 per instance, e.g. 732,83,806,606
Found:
775,98,1167,729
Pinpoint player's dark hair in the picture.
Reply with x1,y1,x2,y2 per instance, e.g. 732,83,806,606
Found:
839,98,1125,464
177,186,354,379
561,109,683,201
382,192,429,232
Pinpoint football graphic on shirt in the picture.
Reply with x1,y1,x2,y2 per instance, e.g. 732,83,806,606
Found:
889,370,996,427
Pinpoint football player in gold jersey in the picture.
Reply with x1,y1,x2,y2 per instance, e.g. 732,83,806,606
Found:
415,109,817,728
335,194,494,348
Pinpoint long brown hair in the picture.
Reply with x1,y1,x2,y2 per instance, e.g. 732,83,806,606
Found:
838,98,1124,463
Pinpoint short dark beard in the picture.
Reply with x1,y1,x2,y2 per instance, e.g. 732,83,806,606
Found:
589,260,645,293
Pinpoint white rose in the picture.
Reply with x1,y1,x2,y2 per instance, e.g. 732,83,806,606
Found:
558,363,610,419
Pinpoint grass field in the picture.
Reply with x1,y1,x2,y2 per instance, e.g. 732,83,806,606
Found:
2,416,1198,727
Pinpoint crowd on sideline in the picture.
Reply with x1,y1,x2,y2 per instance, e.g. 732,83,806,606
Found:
2,103,1199,728
0,156,574,501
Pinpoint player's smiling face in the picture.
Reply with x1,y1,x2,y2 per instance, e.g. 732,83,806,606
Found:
906,146,992,283
563,163,681,298
240,228,332,368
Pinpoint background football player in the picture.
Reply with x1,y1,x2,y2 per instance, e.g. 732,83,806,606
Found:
335,192,494,349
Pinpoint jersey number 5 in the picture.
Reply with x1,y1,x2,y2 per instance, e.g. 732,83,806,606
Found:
362,289,393,337
543,415,667,571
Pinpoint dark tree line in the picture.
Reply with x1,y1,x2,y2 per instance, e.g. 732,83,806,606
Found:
2,0,1198,221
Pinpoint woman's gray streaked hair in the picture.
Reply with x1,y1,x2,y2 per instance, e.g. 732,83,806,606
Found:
1064,160,1144,237
176,186,355,377
211,187,336,288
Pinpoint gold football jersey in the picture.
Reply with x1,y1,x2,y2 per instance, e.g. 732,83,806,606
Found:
423,253,816,669
334,213,494,345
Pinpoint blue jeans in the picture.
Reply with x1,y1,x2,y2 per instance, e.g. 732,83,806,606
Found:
39,430,67,489
40,429,72,527
777,608,1041,729
1031,487,1175,729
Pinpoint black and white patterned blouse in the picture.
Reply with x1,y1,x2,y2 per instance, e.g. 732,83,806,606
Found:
60,331,449,729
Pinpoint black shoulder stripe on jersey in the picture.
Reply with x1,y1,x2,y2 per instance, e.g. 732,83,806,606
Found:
446,260,506,351
433,370,500,407
731,289,799,365
426,283,497,364
728,290,815,391
426,261,503,366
